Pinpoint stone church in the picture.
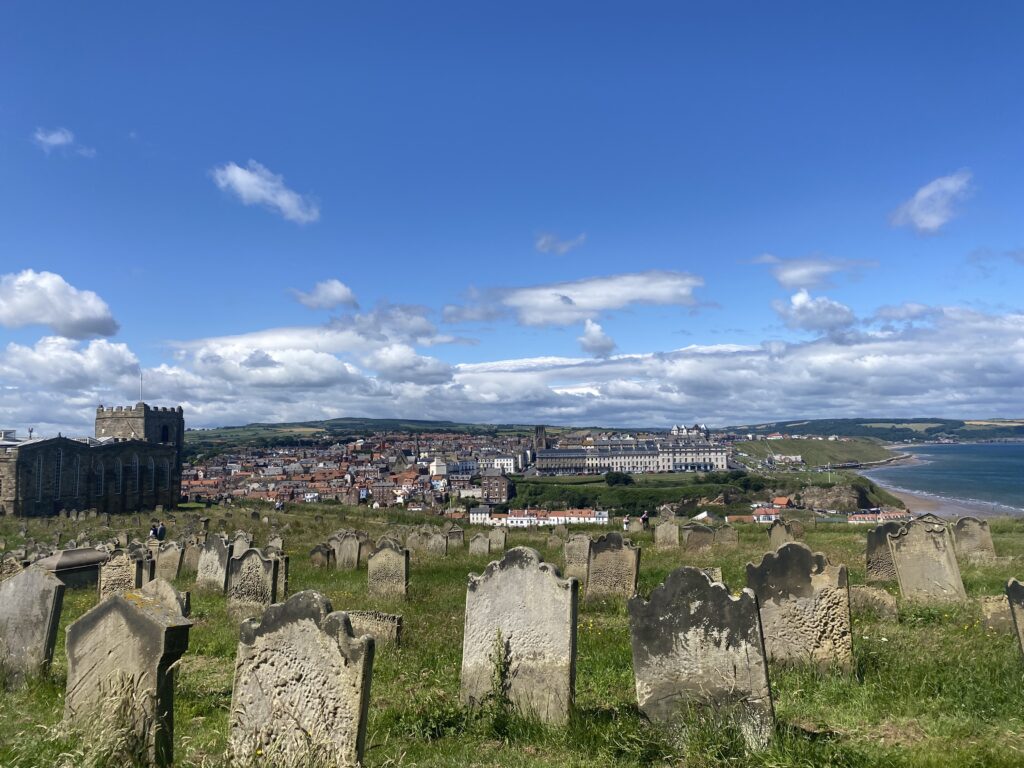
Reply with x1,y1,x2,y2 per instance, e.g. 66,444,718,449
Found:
0,402,184,517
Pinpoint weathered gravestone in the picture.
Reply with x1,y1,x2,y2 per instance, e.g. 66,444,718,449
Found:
849,585,899,621
230,591,374,768
309,543,336,568
715,524,738,550
337,532,372,570
654,521,679,550
469,532,490,556
156,541,184,581
367,540,409,599
461,547,578,724
866,521,904,582
767,519,795,549
181,539,202,575
626,518,645,534
0,566,65,683
445,525,464,548
196,536,233,592
1006,579,1024,657
231,531,252,554
266,535,284,551
746,542,852,669
2,552,25,583
65,581,191,767
683,523,715,552
553,524,568,538
700,566,723,583
35,548,109,589
586,533,640,602
346,610,402,646
563,534,591,584
546,534,563,550
887,521,966,603
98,548,147,599
488,527,507,551
425,531,449,556
628,567,774,749
142,577,191,618
954,517,996,560
227,549,280,619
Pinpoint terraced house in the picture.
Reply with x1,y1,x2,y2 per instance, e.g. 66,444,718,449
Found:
0,402,184,516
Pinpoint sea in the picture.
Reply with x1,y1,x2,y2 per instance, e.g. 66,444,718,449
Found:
862,442,1024,517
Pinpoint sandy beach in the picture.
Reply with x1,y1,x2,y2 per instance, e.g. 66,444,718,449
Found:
879,484,1018,519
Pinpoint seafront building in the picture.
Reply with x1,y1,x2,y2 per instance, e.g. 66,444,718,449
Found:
535,436,728,475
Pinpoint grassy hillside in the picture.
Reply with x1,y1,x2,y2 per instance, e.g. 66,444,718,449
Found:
729,418,1024,442
2,506,1024,766
734,437,894,466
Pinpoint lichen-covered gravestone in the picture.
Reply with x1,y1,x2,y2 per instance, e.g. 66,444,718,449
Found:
0,566,65,684
654,521,679,550
715,524,738,550
156,541,184,581
887,521,966,603
367,540,409,599
866,521,905,583
181,539,202,575
346,610,402,646
767,519,795,549
683,523,715,552
1006,579,1024,656
628,567,774,749
65,582,191,767
196,536,233,592
425,531,449,556
2,552,25,583
954,517,996,560
445,525,465,548
488,527,507,552
460,547,578,724
469,532,490,556
98,548,146,598
229,591,374,768
746,542,852,669
586,533,640,602
563,534,591,584
227,549,280,619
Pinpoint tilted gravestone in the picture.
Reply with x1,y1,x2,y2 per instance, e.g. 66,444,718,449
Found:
654,521,679,550
628,567,774,749
196,536,233,592
682,523,715,552
469,532,490,556
346,610,402,646
563,534,591,584
586,533,640,602
2,552,25,583
367,540,409,599
230,591,374,768
887,521,966,603
0,566,65,683
227,549,280,619
461,547,578,724
866,521,904,582
98,548,146,599
746,542,853,670
1006,579,1024,657
65,582,191,767
156,541,184,582
488,527,507,552
954,517,996,560
767,519,795,549
715,524,738,550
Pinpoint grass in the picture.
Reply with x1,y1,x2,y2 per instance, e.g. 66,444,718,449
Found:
2,505,1024,766
735,438,894,466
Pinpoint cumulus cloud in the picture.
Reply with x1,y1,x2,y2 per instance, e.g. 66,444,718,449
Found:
535,232,586,255
293,279,358,310
755,254,873,290
773,290,856,333
0,270,119,339
578,319,616,358
32,127,96,157
891,170,972,234
211,160,320,224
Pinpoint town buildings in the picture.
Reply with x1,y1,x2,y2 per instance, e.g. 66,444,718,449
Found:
535,435,728,475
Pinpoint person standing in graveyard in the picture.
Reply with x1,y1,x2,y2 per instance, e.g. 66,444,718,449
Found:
623,515,630,531
149,523,159,540
156,521,167,541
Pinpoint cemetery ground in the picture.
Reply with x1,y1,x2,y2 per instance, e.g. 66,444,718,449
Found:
2,508,1024,767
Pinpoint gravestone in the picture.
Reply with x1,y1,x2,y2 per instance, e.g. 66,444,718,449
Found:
626,518,644,534
701,566,723,583
746,542,853,669
553,524,568,538
2,552,25,583
426,531,449,556
461,548,578,724
469,532,490,556
156,541,184,581
563,534,592,584
654,521,679,550
866,521,904,582
347,610,402,646
227,549,280,619
715,524,738,550
546,534,562,550
767,519,795,549
182,539,202,575
586,533,640,601
141,577,191,618
98,549,146,598
65,584,191,767
337,533,372,570
230,531,252,554
1006,579,1024,656
404,529,427,553
445,525,465,548
683,524,715,552
34,548,108,589
196,536,233,592
309,544,335,568
367,540,409,599
849,585,899,621
267,535,283,551
887,522,966,603
953,517,996,560
628,567,774,749
229,591,374,768
0,566,65,683
488,528,507,551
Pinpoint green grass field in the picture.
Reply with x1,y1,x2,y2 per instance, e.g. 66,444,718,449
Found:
734,438,894,466
2,506,1024,767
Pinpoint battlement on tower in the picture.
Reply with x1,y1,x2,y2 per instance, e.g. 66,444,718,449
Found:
94,402,185,465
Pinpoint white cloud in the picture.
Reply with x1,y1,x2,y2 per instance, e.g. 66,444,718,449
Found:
755,254,872,290
32,127,95,157
293,279,358,310
773,290,856,333
0,270,119,339
578,319,616,358
535,232,586,255
211,160,320,224
363,344,453,384
891,170,972,234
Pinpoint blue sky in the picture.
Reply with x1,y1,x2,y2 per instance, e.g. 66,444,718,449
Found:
2,3,1023,433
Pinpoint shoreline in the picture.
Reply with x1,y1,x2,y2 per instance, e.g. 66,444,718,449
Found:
861,474,1023,519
